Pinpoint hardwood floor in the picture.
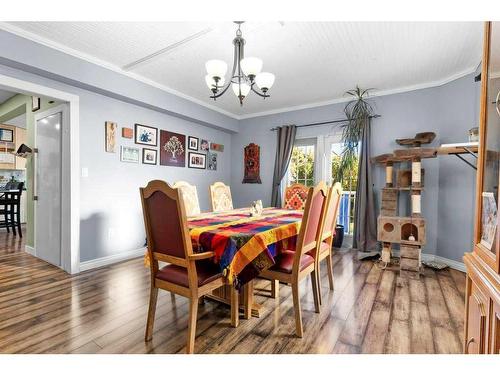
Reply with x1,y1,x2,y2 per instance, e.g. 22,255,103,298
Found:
0,230,465,354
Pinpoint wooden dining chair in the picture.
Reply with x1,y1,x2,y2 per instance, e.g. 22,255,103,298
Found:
209,181,233,212
173,180,201,217
283,183,309,210
260,181,328,337
140,180,237,354
316,182,343,304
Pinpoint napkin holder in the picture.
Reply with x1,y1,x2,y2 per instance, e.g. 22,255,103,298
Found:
250,200,263,217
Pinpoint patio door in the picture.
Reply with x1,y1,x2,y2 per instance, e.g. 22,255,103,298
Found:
325,136,358,235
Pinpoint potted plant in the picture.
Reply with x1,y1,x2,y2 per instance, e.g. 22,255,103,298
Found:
333,87,374,248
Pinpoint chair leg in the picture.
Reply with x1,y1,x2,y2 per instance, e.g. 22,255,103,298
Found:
144,286,158,341
271,279,279,299
291,282,303,338
4,212,9,233
311,271,320,314
16,208,22,237
10,208,16,236
230,286,239,328
186,297,199,354
316,263,322,306
326,253,334,291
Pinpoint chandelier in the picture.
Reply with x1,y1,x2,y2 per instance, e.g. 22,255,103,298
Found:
205,21,275,106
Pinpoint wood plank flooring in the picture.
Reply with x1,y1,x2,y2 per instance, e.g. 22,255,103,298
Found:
0,230,465,354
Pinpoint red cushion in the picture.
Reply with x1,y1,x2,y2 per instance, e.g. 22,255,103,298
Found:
155,260,222,287
270,250,314,274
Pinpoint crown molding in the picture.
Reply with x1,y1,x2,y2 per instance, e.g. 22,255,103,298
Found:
0,22,240,120
0,22,480,122
237,66,479,120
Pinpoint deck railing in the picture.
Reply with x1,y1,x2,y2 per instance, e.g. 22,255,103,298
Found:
337,190,356,235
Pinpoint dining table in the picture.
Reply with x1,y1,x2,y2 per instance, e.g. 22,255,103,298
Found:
144,207,304,319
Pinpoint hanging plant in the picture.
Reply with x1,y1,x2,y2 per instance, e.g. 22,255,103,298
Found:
334,86,374,183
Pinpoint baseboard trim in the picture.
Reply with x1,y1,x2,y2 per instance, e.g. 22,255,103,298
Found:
25,245,36,256
79,247,146,272
391,249,466,272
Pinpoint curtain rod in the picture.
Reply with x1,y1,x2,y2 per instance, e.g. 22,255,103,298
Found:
270,114,381,131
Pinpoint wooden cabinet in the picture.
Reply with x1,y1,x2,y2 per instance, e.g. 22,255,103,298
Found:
465,280,488,353
491,301,500,354
463,21,500,355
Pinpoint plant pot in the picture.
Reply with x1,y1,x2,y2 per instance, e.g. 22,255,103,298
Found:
334,224,344,248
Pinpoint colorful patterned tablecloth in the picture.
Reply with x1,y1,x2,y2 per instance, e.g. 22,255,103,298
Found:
145,208,303,288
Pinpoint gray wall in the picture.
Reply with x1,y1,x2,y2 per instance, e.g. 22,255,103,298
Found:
0,64,232,263
231,73,480,262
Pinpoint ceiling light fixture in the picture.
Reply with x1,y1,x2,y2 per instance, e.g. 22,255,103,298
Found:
205,21,275,106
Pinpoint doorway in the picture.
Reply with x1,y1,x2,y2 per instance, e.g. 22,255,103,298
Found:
0,73,80,274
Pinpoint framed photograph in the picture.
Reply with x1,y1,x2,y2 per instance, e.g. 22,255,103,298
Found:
188,152,206,169
207,152,217,171
105,121,117,153
210,142,224,152
0,128,14,142
120,146,140,163
122,127,133,139
142,148,157,165
188,136,199,151
134,124,158,146
480,192,497,250
160,130,186,167
200,139,210,151
31,96,40,112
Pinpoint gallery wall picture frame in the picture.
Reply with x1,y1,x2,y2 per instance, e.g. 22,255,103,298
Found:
207,152,217,171
0,128,14,142
210,142,224,152
200,139,210,151
31,96,41,112
122,127,133,139
134,123,158,146
105,121,117,153
160,130,186,167
188,136,199,151
120,146,140,163
188,152,206,169
142,148,158,165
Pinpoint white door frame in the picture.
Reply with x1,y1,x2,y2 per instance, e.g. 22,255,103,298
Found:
0,73,80,274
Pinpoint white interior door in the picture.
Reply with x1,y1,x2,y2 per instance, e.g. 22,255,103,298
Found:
34,107,63,267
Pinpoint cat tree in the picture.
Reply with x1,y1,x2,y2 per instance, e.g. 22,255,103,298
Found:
372,132,436,279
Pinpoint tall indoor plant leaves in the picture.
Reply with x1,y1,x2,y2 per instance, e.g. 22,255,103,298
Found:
335,86,374,183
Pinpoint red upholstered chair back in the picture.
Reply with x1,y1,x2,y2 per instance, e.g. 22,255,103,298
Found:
283,183,309,210
293,182,328,270
320,182,343,242
140,180,192,262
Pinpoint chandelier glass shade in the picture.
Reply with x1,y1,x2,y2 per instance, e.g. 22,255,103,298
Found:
205,22,275,106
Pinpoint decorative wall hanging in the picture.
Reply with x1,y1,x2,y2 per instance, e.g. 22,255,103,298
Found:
134,123,158,146
207,152,217,171
188,136,199,151
160,130,186,167
188,152,206,169
142,148,157,165
200,139,210,151
210,142,224,152
105,121,117,153
242,143,262,183
122,127,133,139
120,146,140,163
31,96,40,112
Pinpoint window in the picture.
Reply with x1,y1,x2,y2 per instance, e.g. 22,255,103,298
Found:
288,142,315,187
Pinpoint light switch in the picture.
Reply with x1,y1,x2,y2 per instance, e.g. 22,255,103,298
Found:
81,167,89,178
